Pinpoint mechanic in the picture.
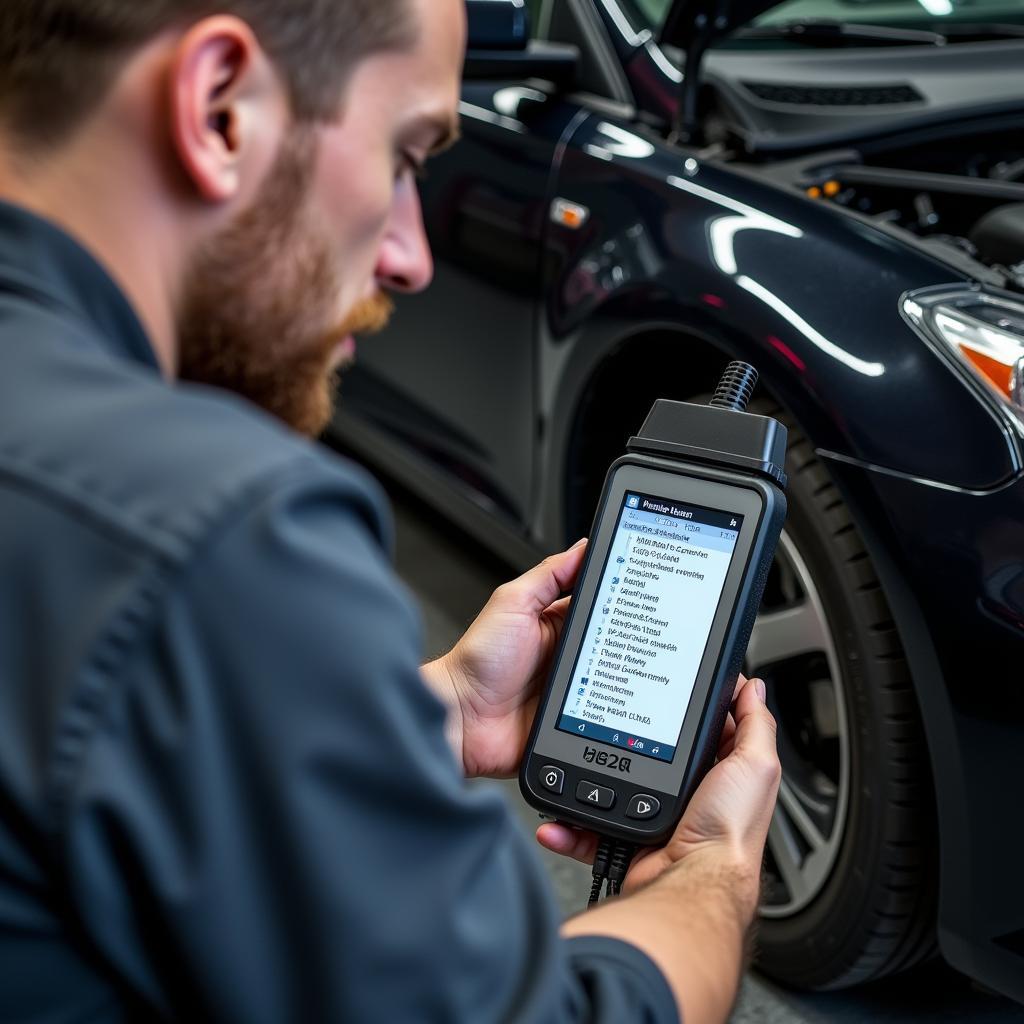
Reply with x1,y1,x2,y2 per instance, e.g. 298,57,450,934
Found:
0,1,781,1022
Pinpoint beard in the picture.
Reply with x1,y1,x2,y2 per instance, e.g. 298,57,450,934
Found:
177,128,393,437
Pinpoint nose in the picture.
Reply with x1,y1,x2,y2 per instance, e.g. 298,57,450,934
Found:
375,177,434,293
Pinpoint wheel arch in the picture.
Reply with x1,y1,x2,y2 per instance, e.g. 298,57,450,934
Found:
546,317,815,543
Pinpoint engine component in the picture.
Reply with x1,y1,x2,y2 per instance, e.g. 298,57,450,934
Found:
970,203,1024,267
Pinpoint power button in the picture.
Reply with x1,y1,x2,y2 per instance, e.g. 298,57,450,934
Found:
540,765,564,794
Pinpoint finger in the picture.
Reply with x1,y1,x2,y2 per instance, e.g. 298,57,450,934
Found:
542,595,573,628
536,822,600,865
735,676,766,723
729,677,780,776
731,673,748,704
499,540,588,615
714,674,747,760
717,711,737,759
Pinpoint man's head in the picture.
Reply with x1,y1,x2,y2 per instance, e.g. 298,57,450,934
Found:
0,0,465,434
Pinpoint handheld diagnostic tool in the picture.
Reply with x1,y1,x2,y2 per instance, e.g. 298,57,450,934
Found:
520,363,787,853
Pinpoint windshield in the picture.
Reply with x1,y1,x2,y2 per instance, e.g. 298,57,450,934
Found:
629,0,1024,38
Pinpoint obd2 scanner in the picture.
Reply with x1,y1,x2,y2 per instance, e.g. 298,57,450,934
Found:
520,363,787,903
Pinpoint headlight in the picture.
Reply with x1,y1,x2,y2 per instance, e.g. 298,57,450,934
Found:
902,288,1024,432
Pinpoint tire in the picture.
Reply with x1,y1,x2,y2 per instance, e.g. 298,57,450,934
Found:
748,399,939,988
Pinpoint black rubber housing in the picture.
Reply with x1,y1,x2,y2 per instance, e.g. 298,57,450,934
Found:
627,397,788,487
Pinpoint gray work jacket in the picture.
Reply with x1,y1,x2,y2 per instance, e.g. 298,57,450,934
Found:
0,201,676,1023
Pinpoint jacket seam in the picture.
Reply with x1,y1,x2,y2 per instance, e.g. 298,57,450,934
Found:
0,454,186,562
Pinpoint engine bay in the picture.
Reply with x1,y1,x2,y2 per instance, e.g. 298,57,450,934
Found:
783,121,1024,289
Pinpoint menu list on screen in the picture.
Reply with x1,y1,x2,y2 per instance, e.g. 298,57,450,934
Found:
557,491,744,763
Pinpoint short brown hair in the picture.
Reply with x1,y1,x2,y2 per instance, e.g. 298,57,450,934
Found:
0,0,415,150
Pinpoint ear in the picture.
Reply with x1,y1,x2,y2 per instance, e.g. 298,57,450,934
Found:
168,15,285,203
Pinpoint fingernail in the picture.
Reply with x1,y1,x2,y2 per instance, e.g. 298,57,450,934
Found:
570,537,588,550
754,678,767,703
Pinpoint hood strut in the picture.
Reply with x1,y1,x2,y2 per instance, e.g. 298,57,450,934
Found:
668,12,717,144
662,0,779,145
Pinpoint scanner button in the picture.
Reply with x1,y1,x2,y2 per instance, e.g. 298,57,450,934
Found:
626,794,661,820
540,766,564,794
575,781,615,810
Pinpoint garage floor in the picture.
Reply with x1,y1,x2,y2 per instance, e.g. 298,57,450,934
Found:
382,478,1024,1024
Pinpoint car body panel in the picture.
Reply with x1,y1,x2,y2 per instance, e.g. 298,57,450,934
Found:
536,113,1019,498
344,84,586,526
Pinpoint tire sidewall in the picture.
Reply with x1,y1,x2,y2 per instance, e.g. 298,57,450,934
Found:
755,433,915,985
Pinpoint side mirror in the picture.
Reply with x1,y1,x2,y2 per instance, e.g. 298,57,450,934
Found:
464,0,579,88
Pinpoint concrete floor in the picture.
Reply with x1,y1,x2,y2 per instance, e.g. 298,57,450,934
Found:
376,474,1024,1024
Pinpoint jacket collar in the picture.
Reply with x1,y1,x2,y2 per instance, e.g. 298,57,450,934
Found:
0,199,160,372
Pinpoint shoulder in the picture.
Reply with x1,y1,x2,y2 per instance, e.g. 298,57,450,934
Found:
0,329,390,563
117,375,389,557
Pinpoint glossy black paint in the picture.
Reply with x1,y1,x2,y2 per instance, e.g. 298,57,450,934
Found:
334,0,1024,1002
538,117,1016,489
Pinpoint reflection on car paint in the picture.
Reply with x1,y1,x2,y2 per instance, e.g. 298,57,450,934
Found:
737,275,885,378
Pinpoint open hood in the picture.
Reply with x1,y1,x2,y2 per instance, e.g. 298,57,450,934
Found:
658,0,783,143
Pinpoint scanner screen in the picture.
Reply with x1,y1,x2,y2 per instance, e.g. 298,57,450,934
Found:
556,491,744,763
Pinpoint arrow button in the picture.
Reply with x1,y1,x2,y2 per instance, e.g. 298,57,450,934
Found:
574,780,615,810
626,794,661,820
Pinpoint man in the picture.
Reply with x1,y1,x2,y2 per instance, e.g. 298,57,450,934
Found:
0,1,781,1021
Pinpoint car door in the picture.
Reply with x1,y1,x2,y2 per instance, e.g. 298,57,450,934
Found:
336,1,628,537
337,51,550,527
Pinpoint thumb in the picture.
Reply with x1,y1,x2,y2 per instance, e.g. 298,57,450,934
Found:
729,677,781,786
498,539,588,614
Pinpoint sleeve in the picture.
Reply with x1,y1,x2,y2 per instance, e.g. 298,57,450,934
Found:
54,460,679,1024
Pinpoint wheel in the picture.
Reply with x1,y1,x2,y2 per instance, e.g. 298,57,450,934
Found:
748,400,938,988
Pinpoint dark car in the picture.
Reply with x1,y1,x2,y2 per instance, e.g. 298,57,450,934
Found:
331,0,1024,1003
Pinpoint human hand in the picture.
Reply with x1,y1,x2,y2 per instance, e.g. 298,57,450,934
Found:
539,675,780,919
423,539,588,778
